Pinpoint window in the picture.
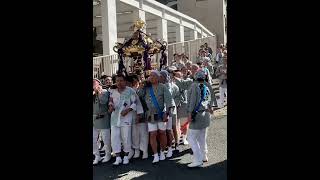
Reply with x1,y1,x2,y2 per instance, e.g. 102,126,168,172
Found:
172,4,177,10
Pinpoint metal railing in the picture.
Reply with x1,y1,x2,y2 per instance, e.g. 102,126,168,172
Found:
167,36,216,65
93,54,119,78
93,36,216,78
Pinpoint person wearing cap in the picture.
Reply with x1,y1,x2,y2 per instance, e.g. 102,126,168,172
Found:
215,54,227,108
186,70,215,168
159,70,179,158
138,70,175,163
129,74,149,160
93,78,112,165
174,64,218,142
109,73,137,165
175,65,217,105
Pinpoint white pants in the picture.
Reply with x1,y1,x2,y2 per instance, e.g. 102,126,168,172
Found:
219,86,227,108
93,127,111,156
187,128,208,163
111,126,132,153
132,123,149,152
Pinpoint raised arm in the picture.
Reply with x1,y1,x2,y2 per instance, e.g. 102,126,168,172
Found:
174,77,193,91
98,90,109,104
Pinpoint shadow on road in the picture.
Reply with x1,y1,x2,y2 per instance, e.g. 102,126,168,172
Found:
130,159,227,180
93,148,227,180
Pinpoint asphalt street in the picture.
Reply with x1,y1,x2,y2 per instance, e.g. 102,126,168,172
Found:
93,115,227,180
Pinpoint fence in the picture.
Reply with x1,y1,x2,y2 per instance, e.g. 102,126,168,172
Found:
93,36,216,78
167,36,217,65
93,54,119,78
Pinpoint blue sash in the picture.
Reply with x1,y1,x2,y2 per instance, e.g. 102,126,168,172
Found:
194,84,207,113
149,86,163,119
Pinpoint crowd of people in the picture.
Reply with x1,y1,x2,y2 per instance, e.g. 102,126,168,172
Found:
93,43,227,168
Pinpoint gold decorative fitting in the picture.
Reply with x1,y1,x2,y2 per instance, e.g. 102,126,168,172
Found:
132,19,146,30
123,45,145,56
113,19,167,58
129,19,146,31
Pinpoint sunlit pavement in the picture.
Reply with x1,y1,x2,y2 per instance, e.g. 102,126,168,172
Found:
93,114,227,180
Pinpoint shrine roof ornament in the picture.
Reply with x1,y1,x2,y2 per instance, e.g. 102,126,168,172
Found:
113,19,167,74
130,19,146,31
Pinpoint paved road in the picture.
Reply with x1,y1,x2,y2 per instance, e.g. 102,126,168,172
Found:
93,115,227,180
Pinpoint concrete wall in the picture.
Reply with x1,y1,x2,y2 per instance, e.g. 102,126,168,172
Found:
177,0,227,45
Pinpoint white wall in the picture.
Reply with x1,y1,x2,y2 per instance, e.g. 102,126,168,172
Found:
177,0,226,45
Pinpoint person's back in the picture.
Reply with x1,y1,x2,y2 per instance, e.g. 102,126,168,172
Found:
185,70,215,168
187,82,212,129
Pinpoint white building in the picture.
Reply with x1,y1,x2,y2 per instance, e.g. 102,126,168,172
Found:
155,0,178,10
157,0,227,46
93,0,214,56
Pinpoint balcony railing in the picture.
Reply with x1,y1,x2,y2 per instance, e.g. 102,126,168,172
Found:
93,36,216,78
